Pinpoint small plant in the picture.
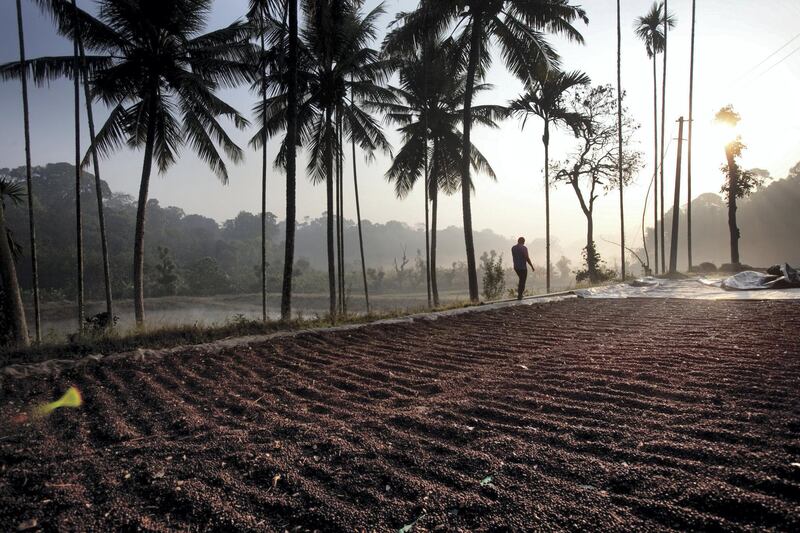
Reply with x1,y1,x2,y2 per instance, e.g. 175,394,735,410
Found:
481,250,506,300
575,243,616,284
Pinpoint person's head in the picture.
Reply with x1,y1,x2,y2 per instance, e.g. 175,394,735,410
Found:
517,237,525,245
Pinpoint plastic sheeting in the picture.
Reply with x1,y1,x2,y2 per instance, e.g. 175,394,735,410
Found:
575,275,800,300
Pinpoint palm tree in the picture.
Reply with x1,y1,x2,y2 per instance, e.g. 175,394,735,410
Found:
19,0,252,326
384,39,502,305
248,0,284,322
12,0,41,343
281,0,299,322
687,0,696,271
402,0,587,301
69,0,84,332
0,178,30,348
635,2,671,274
254,0,394,320
659,0,675,274
509,69,590,293
616,0,625,280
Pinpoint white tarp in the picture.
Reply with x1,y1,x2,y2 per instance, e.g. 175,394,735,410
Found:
574,275,800,300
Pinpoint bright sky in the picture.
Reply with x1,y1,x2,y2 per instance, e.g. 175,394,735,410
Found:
1,0,798,260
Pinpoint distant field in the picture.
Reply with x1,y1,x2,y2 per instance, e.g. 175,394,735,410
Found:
2,299,799,530
32,291,470,336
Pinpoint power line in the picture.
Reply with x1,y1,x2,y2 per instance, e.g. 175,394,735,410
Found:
755,42,800,78
733,31,800,84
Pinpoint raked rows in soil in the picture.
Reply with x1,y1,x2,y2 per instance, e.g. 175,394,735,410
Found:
1,298,799,531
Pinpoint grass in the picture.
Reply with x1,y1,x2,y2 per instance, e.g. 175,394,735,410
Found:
1,300,476,368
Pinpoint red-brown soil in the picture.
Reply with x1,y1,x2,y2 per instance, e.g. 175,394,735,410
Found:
1,299,799,531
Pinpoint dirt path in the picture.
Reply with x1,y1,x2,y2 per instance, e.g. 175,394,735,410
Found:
2,299,799,531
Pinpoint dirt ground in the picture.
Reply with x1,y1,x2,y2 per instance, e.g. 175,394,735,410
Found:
1,299,799,532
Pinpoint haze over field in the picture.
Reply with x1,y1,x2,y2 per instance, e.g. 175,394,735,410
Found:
1,0,798,252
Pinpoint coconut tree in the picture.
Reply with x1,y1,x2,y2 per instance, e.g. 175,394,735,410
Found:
509,69,590,293
634,2,671,274
616,0,625,279
12,0,41,343
253,0,395,320
398,0,587,301
384,38,502,305
13,0,252,325
0,178,30,348
687,0,696,270
659,0,675,273
247,0,285,322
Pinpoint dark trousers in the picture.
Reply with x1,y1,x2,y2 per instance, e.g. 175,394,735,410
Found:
515,268,527,300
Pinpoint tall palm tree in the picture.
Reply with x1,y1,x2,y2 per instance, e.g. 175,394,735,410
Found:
248,0,284,322
687,0,696,271
402,0,587,301
509,69,590,293
385,39,502,305
0,179,30,348
659,0,675,274
616,0,625,279
282,0,299,322
69,0,84,333
635,2,670,274
255,0,394,320
19,0,252,326
12,0,41,343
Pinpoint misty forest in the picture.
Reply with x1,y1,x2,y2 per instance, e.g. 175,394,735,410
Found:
0,2,798,529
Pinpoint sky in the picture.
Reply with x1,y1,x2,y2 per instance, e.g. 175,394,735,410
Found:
1,0,799,263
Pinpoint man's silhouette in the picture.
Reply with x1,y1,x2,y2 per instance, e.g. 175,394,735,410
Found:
511,237,535,300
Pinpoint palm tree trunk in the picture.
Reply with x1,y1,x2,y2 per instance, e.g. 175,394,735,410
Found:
687,0,696,271
78,30,113,324
260,12,268,322
543,118,551,293
325,106,336,319
423,135,431,308
461,12,483,302
351,128,370,314
652,53,659,275
14,0,41,343
669,117,684,274
725,149,740,265
431,171,440,307
0,200,29,348
71,0,84,333
659,0,668,274
133,94,158,326
616,0,626,280
280,0,298,322
337,113,345,315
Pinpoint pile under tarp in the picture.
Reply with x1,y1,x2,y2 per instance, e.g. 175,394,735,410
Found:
575,265,800,300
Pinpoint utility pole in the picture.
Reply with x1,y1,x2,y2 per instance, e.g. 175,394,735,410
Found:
669,117,684,274
687,0,696,272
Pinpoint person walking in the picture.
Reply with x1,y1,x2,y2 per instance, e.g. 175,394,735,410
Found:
512,237,535,300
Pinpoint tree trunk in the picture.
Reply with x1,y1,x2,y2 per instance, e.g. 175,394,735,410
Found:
461,11,483,302
616,0,626,280
325,106,336,319
652,53,659,275
431,174,440,307
338,116,345,315
71,0,84,333
660,0,668,274
15,0,41,343
687,0,696,271
725,149,740,265
133,94,158,326
260,12,268,322
542,118,550,293
586,213,597,283
0,200,29,348
281,0,298,322
78,31,113,325
351,130,370,314
423,134,431,307
669,117,684,274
